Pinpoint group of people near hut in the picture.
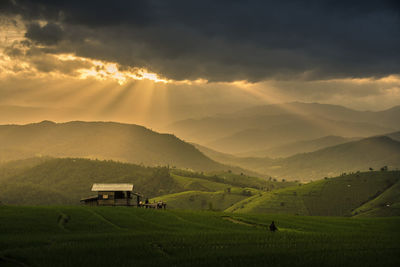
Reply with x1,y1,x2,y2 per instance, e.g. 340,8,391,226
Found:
138,198,167,209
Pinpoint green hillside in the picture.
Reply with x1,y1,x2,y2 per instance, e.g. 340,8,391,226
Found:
0,158,177,205
0,206,399,267
0,120,241,172
228,171,400,216
353,180,400,217
0,157,50,183
151,172,297,211
0,158,276,206
172,169,294,190
151,189,256,211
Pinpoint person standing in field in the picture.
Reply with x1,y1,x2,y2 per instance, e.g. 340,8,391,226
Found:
269,221,278,232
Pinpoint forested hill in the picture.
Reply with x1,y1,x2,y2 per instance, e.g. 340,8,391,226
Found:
0,157,270,205
0,121,240,172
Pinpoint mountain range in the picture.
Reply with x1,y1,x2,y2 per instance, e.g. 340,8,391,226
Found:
236,135,359,158
195,135,400,181
0,120,248,174
167,102,400,155
1,117,399,181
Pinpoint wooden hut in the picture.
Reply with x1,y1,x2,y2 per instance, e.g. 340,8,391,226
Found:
81,183,141,206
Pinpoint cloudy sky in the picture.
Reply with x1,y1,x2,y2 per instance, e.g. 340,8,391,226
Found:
0,0,399,128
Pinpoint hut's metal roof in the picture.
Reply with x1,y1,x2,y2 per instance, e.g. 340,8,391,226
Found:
91,183,134,191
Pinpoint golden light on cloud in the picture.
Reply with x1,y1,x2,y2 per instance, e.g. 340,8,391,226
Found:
54,54,170,85
1,43,208,86
0,15,207,87
0,14,172,85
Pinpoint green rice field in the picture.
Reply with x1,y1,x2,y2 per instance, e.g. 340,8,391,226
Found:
0,206,399,266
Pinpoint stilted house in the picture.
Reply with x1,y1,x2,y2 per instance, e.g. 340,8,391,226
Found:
81,183,141,206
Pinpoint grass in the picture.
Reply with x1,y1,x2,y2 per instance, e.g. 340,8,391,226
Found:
0,206,399,267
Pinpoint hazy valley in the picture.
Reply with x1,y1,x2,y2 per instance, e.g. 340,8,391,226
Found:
167,102,400,155
1,103,400,218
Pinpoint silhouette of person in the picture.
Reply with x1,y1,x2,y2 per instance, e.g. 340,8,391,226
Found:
145,198,149,208
269,221,278,232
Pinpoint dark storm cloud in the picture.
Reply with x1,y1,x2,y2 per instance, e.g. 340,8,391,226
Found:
2,0,400,81
25,22,64,45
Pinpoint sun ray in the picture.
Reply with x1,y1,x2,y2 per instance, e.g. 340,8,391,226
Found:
232,80,365,138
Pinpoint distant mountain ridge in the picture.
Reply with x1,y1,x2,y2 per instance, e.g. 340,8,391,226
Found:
167,102,400,154
0,120,248,173
196,135,400,181
237,135,359,158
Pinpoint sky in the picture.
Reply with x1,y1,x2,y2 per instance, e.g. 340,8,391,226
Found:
0,0,400,128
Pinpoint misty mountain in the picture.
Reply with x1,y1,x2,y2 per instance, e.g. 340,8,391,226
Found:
229,102,400,128
269,136,400,180
238,135,359,158
197,136,400,181
0,121,245,173
167,102,399,154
